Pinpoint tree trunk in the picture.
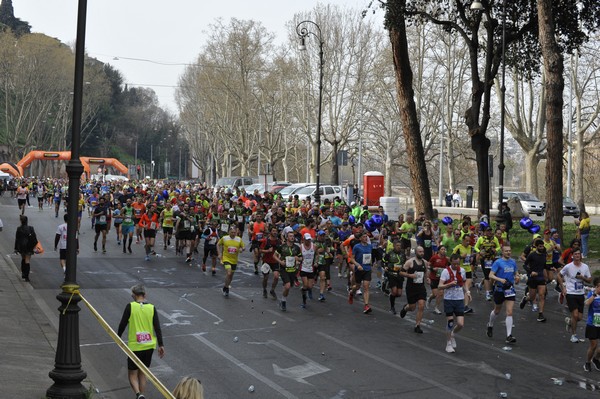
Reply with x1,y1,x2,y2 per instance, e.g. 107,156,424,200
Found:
387,1,433,218
524,150,539,195
385,142,392,196
538,0,564,236
471,133,491,216
331,140,339,185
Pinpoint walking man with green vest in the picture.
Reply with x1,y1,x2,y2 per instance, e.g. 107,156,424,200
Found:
118,284,165,399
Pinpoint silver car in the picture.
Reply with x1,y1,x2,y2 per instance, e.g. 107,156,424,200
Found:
503,191,545,216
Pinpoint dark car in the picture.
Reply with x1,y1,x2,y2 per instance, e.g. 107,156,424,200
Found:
563,197,580,218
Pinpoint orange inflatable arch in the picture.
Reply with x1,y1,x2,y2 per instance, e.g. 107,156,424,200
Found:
9,151,129,178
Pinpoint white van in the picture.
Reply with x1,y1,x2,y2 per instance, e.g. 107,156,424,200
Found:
293,184,343,204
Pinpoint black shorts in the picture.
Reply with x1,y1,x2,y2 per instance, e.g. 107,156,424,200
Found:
18,199,26,206
465,271,473,279
37,197,44,203
281,270,297,285
300,271,315,280
406,288,427,304
265,262,280,273
482,266,491,279
544,263,555,271
162,227,173,234
178,231,192,241
372,247,384,262
430,279,440,289
133,218,141,226
566,294,585,313
354,269,372,284
59,248,67,260
586,325,600,340
316,263,329,274
95,224,107,233
144,229,156,239
528,278,546,289
127,348,154,370
388,273,404,289
114,221,122,227
204,245,217,257
493,290,516,305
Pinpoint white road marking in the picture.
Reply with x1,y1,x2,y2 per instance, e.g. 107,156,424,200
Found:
317,332,471,399
179,296,224,325
192,333,299,399
157,309,193,327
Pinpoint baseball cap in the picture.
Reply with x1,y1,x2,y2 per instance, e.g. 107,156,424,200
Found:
292,224,300,230
317,230,326,235
550,228,557,233
303,233,312,240
229,208,235,212
350,201,356,206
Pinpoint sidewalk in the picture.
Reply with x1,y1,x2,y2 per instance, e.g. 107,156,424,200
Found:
0,252,58,398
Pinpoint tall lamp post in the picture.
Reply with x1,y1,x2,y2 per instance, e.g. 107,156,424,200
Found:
296,20,324,204
472,0,506,207
46,0,88,397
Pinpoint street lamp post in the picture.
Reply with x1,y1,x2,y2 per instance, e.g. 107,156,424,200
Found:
46,0,88,397
296,20,324,205
471,0,506,207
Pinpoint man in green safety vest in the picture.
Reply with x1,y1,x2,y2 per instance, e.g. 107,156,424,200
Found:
118,284,165,399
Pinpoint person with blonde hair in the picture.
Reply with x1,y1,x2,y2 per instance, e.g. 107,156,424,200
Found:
173,376,204,399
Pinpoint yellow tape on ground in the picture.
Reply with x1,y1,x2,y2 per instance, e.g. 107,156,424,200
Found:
77,292,176,399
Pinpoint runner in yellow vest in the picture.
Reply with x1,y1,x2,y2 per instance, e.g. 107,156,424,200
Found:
117,284,165,399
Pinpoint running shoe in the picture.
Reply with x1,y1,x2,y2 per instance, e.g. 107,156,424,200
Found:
592,358,600,371
93,242,97,252
270,289,277,299
307,290,313,300
433,308,442,315
318,294,326,302
144,255,150,261
356,289,363,296
570,335,581,343
390,306,397,315
348,292,354,305
532,304,539,312
222,287,229,297
485,292,492,301
536,313,547,322
263,289,267,298
505,335,517,344
327,284,332,291
450,333,456,348
487,324,493,338
363,305,372,314
400,305,408,318
464,306,474,314
414,325,423,334
519,296,528,310
584,362,592,372
445,342,455,353
201,264,207,272
279,301,287,311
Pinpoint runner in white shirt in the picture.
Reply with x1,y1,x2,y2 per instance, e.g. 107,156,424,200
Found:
54,214,78,274
299,233,316,308
438,254,470,353
558,249,592,343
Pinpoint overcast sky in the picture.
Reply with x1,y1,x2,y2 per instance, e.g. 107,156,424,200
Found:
14,0,371,113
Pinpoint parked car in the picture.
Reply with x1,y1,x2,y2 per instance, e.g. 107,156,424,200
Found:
563,197,580,218
243,182,291,194
293,184,343,204
278,183,311,199
503,191,545,216
215,176,256,190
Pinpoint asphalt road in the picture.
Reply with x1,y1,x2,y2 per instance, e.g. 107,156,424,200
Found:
2,196,599,398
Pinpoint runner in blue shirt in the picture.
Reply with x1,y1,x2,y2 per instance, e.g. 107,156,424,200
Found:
487,246,520,344
349,232,374,314
583,277,600,372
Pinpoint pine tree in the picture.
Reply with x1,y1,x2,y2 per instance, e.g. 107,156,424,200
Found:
0,0,31,36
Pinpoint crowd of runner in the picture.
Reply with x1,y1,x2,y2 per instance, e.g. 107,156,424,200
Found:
9,177,600,369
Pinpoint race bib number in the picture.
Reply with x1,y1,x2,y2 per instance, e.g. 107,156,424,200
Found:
574,281,584,291
237,215,243,223
150,222,157,230
484,260,493,269
414,271,424,284
285,256,295,268
424,239,432,248
98,215,106,223
362,254,372,265
183,220,191,229
135,209,141,215
256,233,264,240
436,268,443,277
221,223,229,232
318,255,325,265
503,287,516,298
124,216,132,223
464,255,471,265
227,247,237,254
136,332,152,344
594,313,600,328
302,258,313,268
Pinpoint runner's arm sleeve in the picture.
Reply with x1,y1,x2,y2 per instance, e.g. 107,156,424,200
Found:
153,308,164,347
117,303,131,337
